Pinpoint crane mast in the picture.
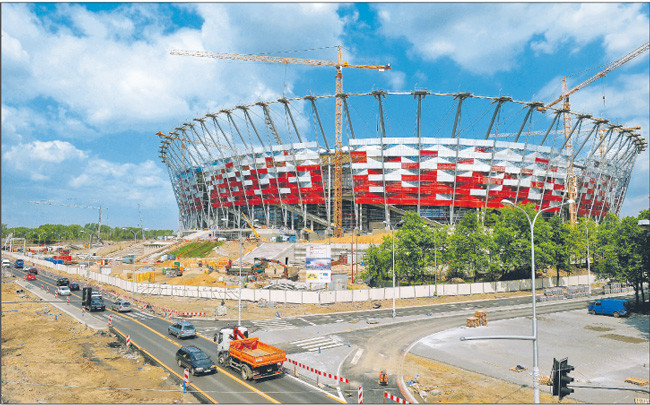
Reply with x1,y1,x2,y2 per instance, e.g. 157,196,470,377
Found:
171,46,390,237
544,42,649,225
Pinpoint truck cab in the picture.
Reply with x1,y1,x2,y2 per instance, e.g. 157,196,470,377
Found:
588,298,630,317
213,326,285,380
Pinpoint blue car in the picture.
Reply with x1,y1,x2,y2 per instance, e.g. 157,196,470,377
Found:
588,298,630,317
168,322,197,339
14,260,24,269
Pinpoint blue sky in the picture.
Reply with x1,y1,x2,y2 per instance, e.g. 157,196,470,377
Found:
2,2,649,230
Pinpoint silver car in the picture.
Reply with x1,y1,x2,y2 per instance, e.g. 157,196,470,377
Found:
57,286,71,296
168,322,197,339
110,300,132,312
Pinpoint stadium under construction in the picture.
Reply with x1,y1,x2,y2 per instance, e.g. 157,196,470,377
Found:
158,90,646,234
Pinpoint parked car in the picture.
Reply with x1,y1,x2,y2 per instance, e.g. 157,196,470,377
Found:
69,282,80,291
14,259,24,269
175,346,216,376
168,322,197,339
588,298,630,317
57,286,71,296
111,300,132,312
56,277,70,286
25,273,37,281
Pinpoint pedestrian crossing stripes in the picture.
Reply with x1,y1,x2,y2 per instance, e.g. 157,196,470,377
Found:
290,335,343,352
251,319,295,331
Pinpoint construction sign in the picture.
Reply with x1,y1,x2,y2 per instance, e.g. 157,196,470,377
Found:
305,245,331,284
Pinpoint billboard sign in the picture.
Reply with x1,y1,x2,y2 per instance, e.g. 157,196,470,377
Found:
305,245,331,283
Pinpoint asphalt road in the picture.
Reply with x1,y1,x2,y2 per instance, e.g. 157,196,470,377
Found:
8,265,343,404
8,261,638,404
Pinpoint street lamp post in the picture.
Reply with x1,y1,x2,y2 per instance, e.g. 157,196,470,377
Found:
579,222,592,296
383,220,397,319
501,198,575,404
122,228,137,302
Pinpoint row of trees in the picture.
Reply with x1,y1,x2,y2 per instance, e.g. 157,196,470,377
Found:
362,207,649,304
1,223,174,244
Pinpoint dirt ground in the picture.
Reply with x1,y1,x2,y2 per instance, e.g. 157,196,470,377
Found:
0,279,197,404
403,353,579,403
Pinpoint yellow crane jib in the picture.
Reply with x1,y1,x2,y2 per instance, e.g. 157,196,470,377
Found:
170,46,391,238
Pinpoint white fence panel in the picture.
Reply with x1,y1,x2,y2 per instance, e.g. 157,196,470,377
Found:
577,275,589,285
414,285,430,298
470,283,483,295
457,284,471,295
320,291,336,304
286,290,303,304
519,279,532,291
336,290,353,302
400,286,415,299
483,282,496,294
303,291,319,304
506,280,520,292
495,281,507,293
369,288,385,300
352,289,370,302
443,284,457,295
269,290,285,303
254,289,270,302
240,288,255,301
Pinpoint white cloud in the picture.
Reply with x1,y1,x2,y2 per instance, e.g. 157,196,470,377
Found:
1,3,347,136
2,140,88,181
374,3,649,75
68,158,174,209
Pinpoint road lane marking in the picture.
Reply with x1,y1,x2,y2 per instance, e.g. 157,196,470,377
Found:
350,349,363,366
284,374,348,404
112,326,219,404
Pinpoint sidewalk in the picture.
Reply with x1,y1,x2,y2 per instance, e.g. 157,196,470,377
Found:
15,279,108,330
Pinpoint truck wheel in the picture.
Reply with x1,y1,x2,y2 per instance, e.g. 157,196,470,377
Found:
613,312,620,318
191,367,197,376
218,353,227,367
589,310,596,315
241,365,251,380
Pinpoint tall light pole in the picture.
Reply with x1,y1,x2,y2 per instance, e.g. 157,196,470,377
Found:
501,198,575,403
383,220,396,319
122,228,137,302
579,221,592,295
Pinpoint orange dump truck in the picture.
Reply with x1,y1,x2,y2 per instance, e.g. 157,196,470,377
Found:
214,327,286,380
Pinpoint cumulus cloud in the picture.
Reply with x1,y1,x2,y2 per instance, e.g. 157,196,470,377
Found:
68,158,174,208
374,3,649,75
2,140,88,181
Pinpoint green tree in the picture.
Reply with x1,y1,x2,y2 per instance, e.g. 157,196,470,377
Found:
361,238,393,286
394,212,436,283
594,213,621,280
447,211,491,282
548,215,571,285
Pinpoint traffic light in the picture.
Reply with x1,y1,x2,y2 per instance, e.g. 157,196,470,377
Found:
551,357,574,401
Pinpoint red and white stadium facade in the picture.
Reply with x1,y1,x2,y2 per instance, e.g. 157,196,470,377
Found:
158,91,646,233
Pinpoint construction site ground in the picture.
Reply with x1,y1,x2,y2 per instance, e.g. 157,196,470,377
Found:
0,278,196,404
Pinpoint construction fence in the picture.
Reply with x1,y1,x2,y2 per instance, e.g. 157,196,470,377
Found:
5,252,613,305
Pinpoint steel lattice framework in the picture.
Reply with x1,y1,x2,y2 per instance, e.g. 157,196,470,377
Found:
158,91,646,232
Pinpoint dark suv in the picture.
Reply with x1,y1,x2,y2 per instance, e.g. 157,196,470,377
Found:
56,277,70,286
89,298,105,311
175,346,216,376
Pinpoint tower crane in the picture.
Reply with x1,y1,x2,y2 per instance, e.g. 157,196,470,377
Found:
170,46,391,237
543,41,649,225
27,200,104,244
